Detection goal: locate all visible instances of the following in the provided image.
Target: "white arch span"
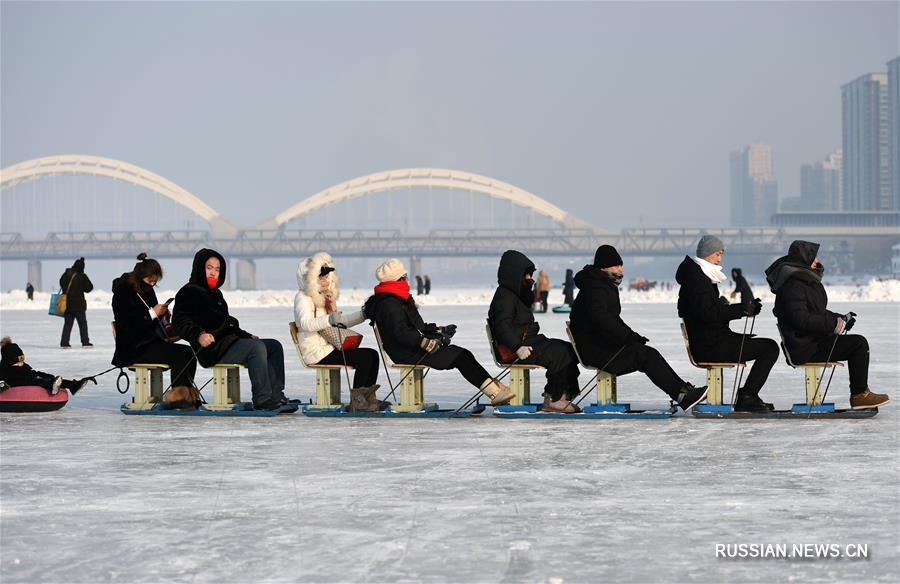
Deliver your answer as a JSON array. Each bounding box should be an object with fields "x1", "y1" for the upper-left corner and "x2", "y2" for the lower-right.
[
  {"x1": 260, "y1": 168, "x2": 595, "y2": 230},
  {"x1": 0, "y1": 155, "x2": 236, "y2": 234}
]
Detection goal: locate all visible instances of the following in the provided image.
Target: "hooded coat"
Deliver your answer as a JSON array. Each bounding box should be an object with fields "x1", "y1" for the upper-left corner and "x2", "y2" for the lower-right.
[
  {"x1": 111, "y1": 273, "x2": 163, "y2": 367},
  {"x1": 488, "y1": 250, "x2": 539, "y2": 352},
  {"x1": 570, "y1": 265, "x2": 642, "y2": 360},
  {"x1": 172, "y1": 249, "x2": 250, "y2": 367},
  {"x1": 59, "y1": 258, "x2": 93, "y2": 314},
  {"x1": 675, "y1": 255, "x2": 745, "y2": 353},
  {"x1": 293, "y1": 253, "x2": 365, "y2": 364},
  {"x1": 765, "y1": 241, "x2": 840, "y2": 363}
]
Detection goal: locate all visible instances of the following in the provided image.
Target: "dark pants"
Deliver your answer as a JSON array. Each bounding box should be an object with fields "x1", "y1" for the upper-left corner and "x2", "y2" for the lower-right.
[
  {"x1": 518, "y1": 336, "x2": 580, "y2": 401},
  {"x1": 539, "y1": 291, "x2": 549, "y2": 312},
  {"x1": 317, "y1": 348, "x2": 379, "y2": 388},
  {"x1": 61, "y1": 311, "x2": 89, "y2": 345},
  {"x1": 421, "y1": 345, "x2": 491, "y2": 389},
  {"x1": 695, "y1": 336, "x2": 779, "y2": 395},
  {"x1": 220, "y1": 338, "x2": 285, "y2": 406},
  {"x1": 590, "y1": 343, "x2": 686, "y2": 400},
  {"x1": 805, "y1": 333, "x2": 869, "y2": 394},
  {"x1": 131, "y1": 340, "x2": 197, "y2": 388}
]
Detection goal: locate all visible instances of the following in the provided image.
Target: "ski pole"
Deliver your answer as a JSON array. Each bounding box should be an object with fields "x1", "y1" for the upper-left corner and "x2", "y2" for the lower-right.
[
  {"x1": 807, "y1": 326, "x2": 847, "y2": 418},
  {"x1": 334, "y1": 323, "x2": 354, "y2": 393},
  {"x1": 452, "y1": 358, "x2": 521, "y2": 415},
  {"x1": 729, "y1": 314, "x2": 751, "y2": 406},
  {"x1": 732, "y1": 314, "x2": 756, "y2": 402},
  {"x1": 574, "y1": 344, "x2": 626, "y2": 407}
]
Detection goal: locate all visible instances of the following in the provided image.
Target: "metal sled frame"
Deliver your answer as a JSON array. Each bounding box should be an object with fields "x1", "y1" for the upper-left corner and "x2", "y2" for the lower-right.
[
  {"x1": 484, "y1": 320, "x2": 543, "y2": 407},
  {"x1": 289, "y1": 321, "x2": 350, "y2": 408},
  {"x1": 680, "y1": 321, "x2": 745, "y2": 408}
]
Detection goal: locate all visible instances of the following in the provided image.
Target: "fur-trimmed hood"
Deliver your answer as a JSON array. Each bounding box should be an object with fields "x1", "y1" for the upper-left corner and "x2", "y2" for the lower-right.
[{"x1": 297, "y1": 252, "x2": 339, "y2": 309}]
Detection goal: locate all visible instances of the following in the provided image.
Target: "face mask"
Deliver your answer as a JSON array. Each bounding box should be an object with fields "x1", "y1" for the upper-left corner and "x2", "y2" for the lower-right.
[
  {"x1": 608, "y1": 273, "x2": 624, "y2": 287},
  {"x1": 207, "y1": 276, "x2": 219, "y2": 289},
  {"x1": 519, "y1": 279, "x2": 535, "y2": 303}
]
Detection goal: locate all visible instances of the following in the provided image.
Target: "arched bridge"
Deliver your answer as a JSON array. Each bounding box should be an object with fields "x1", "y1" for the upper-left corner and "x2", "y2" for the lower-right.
[{"x1": 2, "y1": 157, "x2": 896, "y2": 287}]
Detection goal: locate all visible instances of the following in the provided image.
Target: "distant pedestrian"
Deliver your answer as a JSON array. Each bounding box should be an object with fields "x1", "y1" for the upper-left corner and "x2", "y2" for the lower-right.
[
  {"x1": 730, "y1": 268, "x2": 753, "y2": 305},
  {"x1": 25, "y1": 282, "x2": 34, "y2": 302},
  {"x1": 536, "y1": 270, "x2": 551, "y2": 312},
  {"x1": 424, "y1": 275, "x2": 431, "y2": 295},
  {"x1": 562, "y1": 269, "x2": 575, "y2": 305},
  {"x1": 59, "y1": 257, "x2": 93, "y2": 348},
  {"x1": 415, "y1": 275, "x2": 424, "y2": 296}
]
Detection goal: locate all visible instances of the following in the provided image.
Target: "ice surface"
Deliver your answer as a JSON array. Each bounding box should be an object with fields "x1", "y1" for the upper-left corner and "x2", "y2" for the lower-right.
[{"x1": 1, "y1": 301, "x2": 898, "y2": 583}]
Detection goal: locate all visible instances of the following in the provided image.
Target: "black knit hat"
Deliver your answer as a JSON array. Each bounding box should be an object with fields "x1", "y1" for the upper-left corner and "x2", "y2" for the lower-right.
[
  {"x1": 593, "y1": 245, "x2": 623, "y2": 269},
  {"x1": 0, "y1": 337, "x2": 24, "y2": 367}
]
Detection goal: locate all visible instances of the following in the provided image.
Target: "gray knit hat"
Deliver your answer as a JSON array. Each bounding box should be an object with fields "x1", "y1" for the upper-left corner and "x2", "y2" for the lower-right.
[{"x1": 696, "y1": 235, "x2": 725, "y2": 258}]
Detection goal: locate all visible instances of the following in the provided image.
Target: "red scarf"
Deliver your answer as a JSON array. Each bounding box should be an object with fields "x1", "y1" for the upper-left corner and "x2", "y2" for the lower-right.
[{"x1": 374, "y1": 280, "x2": 410, "y2": 299}]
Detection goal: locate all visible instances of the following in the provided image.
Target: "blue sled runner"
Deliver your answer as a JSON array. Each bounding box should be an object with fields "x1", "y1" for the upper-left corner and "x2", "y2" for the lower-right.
[
  {"x1": 302, "y1": 403, "x2": 486, "y2": 418},
  {"x1": 493, "y1": 402, "x2": 677, "y2": 419},
  {"x1": 121, "y1": 402, "x2": 300, "y2": 416},
  {"x1": 692, "y1": 403, "x2": 878, "y2": 419}
]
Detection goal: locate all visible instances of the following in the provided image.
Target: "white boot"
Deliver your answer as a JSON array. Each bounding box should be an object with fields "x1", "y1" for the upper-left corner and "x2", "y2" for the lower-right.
[{"x1": 480, "y1": 379, "x2": 516, "y2": 406}]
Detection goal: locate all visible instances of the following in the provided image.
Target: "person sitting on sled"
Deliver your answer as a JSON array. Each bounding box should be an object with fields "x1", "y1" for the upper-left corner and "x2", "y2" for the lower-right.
[
  {"x1": 173, "y1": 249, "x2": 291, "y2": 411},
  {"x1": 294, "y1": 252, "x2": 384, "y2": 413},
  {"x1": 363, "y1": 259, "x2": 515, "y2": 406},
  {"x1": 766, "y1": 240, "x2": 889, "y2": 410},
  {"x1": 570, "y1": 245, "x2": 708, "y2": 411},
  {"x1": 675, "y1": 235, "x2": 778, "y2": 413},
  {"x1": 488, "y1": 250, "x2": 581, "y2": 413},
  {"x1": 112, "y1": 253, "x2": 197, "y2": 390},
  {"x1": 0, "y1": 337, "x2": 95, "y2": 395}
]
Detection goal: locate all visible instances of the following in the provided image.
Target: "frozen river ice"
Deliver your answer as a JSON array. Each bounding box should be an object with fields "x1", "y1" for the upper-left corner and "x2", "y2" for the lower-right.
[{"x1": 1, "y1": 302, "x2": 898, "y2": 583}]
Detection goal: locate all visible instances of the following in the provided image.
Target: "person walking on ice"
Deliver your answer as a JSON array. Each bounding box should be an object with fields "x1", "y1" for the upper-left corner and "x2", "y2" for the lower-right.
[{"x1": 59, "y1": 257, "x2": 93, "y2": 348}]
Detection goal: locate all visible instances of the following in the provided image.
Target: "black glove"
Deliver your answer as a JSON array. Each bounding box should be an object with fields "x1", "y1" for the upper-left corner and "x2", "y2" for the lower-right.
[
  {"x1": 743, "y1": 298, "x2": 762, "y2": 316},
  {"x1": 441, "y1": 324, "x2": 457, "y2": 338},
  {"x1": 629, "y1": 333, "x2": 649, "y2": 345},
  {"x1": 423, "y1": 323, "x2": 439, "y2": 334},
  {"x1": 844, "y1": 312, "x2": 857, "y2": 331}
]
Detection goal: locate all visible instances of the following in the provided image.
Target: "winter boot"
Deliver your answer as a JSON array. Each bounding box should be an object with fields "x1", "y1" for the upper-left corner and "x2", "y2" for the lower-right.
[
  {"x1": 67, "y1": 376, "x2": 97, "y2": 395},
  {"x1": 0, "y1": 380, "x2": 9, "y2": 393},
  {"x1": 50, "y1": 376, "x2": 63, "y2": 395},
  {"x1": 361, "y1": 385, "x2": 389, "y2": 410},
  {"x1": 540, "y1": 393, "x2": 581, "y2": 414},
  {"x1": 480, "y1": 379, "x2": 516, "y2": 406},
  {"x1": 349, "y1": 388, "x2": 380, "y2": 412},
  {"x1": 849, "y1": 390, "x2": 890, "y2": 410},
  {"x1": 676, "y1": 384, "x2": 708, "y2": 411},
  {"x1": 734, "y1": 390, "x2": 770, "y2": 413}
]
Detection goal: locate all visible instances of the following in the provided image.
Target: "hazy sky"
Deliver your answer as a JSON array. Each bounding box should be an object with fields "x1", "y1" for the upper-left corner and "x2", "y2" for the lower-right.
[{"x1": 2, "y1": 1, "x2": 898, "y2": 230}]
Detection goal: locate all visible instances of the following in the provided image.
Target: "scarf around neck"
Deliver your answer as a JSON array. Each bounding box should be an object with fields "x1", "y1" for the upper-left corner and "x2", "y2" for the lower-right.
[
  {"x1": 374, "y1": 280, "x2": 411, "y2": 300},
  {"x1": 691, "y1": 256, "x2": 727, "y2": 284}
]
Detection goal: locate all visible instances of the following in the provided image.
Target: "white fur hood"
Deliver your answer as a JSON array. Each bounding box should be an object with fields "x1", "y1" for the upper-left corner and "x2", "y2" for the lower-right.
[{"x1": 297, "y1": 252, "x2": 339, "y2": 308}]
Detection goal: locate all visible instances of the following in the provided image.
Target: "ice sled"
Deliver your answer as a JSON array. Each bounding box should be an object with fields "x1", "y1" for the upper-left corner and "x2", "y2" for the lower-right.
[
  {"x1": 301, "y1": 402, "x2": 486, "y2": 418},
  {"x1": 0, "y1": 385, "x2": 69, "y2": 413},
  {"x1": 120, "y1": 402, "x2": 299, "y2": 416},
  {"x1": 690, "y1": 324, "x2": 878, "y2": 419},
  {"x1": 551, "y1": 305, "x2": 572, "y2": 314}
]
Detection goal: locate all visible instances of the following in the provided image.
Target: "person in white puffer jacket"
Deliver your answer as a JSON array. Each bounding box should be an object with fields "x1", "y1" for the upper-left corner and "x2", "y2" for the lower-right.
[{"x1": 293, "y1": 252, "x2": 383, "y2": 412}]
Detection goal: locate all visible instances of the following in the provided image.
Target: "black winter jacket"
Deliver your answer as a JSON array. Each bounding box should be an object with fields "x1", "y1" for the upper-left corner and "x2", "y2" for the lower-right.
[
  {"x1": 731, "y1": 269, "x2": 753, "y2": 306},
  {"x1": 0, "y1": 363, "x2": 54, "y2": 387},
  {"x1": 765, "y1": 241, "x2": 840, "y2": 364},
  {"x1": 111, "y1": 274, "x2": 163, "y2": 367},
  {"x1": 675, "y1": 256, "x2": 745, "y2": 353},
  {"x1": 172, "y1": 249, "x2": 251, "y2": 367},
  {"x1": 59, "y1": 268, "x2": 93, "y2": 314},
  {"x1": 488, "y1": 250, "x2": 539, "y2": 353},
  {"x1": 570, "y1": 266, "x2": 642, "y2": 359},
  {"x1": 363, "y1": 293, "x2": 433, "y2": 365}
]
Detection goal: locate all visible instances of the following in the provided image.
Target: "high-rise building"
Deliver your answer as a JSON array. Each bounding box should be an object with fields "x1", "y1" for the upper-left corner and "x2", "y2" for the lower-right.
[
  {"x1": 730, "y1": 143, "x2": 778, "y2": 225},
  {"x1": 842, "y1": 72, "x2": 890, "y2": 210},
  {"x1": 888, "y1": 57, "x2": 900, "y2": 211},
  {"x1": 800, "y1": 150, "x2": 842, "y2": 210}
]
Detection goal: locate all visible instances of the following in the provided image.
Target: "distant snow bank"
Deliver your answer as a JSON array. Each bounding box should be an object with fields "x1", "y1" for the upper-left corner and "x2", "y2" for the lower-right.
[{"x1": 2, "y1": 279, "x2": 898, "y2": 311}]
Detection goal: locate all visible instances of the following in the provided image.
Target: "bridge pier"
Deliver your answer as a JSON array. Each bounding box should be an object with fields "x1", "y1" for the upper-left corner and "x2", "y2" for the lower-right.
[
  {"x1": 235, "y1": 259, "x2": 257, "y2": 290},
  {"x1": 27, "y1": 260, "x2": 42, "y2": 292}
]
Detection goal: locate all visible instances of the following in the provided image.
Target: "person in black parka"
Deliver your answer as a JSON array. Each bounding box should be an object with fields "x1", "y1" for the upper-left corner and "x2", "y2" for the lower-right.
[
  {"x1": 570, "y1": 245, "x2": 708, "y2": 411},
  {"x1": 562, "y1": 269, "x2": 575, "y2": 306},
  {"x1": 1, "y1": 337, "x2": 94, "y2": 395},
  {"x1": 676, "y1": 235, "x2": 778, "y2": 412},
  {"x1": 730, "y1": 268, "x2": 753, "y2": 306},
  {"x1": 766, "y1": 240, "x2": 889, "y2": 410},
  {"x1": 112, "y1": 253, "x2": 196, "y2": 389},
  {"x1": 173, "y1": 249, "x2": 288, "y2": 410},
  {"x1": 488, "y1": 250, "x2": 581, "y2": 413},
  {"x1": 59, "y1": 257, "x2": 93, "y2": 348},
  {"x1": 363, "y1": 259, "x2": 514, "y2": 405}
]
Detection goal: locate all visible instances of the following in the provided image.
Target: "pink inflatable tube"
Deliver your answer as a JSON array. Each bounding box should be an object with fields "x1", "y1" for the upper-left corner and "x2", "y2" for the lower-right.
[{"x1": 0, "y1": 385, "x2": 69, "y2": 412}]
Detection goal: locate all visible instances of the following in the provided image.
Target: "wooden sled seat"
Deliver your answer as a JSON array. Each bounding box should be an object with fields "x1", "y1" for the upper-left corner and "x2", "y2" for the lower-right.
[
  {"x1": 564, "y1": 323, "x2": 617, "y2": 406},
  {"x1": 288, "y1": 321, "x2": 353, "y2": 407},
  {"x1": 679, "y1": 321, "x2": 745, "y2": 406},
  {"x1": 777, "y1": 324, "x2": 844, "y2": 406},
  {"x1": 373, "y1": 323, "x2": 431, "y2": 412},
  {"x1": 484, "y1": 320, "x2": 544, "y2": 406}
]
